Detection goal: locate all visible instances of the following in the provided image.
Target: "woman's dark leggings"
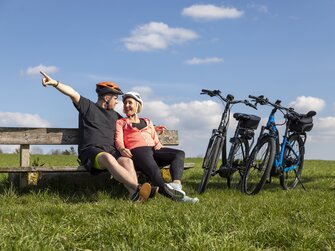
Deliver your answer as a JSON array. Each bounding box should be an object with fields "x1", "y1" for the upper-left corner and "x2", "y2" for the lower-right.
[{"x1": 131, "y1": 146, "x2": 185, "y2": 196}]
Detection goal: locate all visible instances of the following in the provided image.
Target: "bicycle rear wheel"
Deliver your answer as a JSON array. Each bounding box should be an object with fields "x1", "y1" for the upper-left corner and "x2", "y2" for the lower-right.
[
  {"x1": 242, "y1": 136, "x2": 275, "y2": 195},
  {"x1": 227, "y1": 138, "x2": 249, "y2": 189},
  {"x1": 280, "y1": 133, "x2": 304, "y2": 190},
  {"x1": 198, "y1": 135, "x2": 223, "y2": 194}
]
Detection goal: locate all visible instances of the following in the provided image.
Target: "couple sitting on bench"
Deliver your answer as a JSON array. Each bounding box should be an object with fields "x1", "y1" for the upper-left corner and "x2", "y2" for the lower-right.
[{"x1": 40, "y1": 71, "x2": 199, "y2": 204}]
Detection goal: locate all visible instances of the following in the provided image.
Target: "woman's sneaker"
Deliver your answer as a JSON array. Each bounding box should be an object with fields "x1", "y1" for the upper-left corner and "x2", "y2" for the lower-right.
[
  {"x1": 177, "y1": 195, "x2": 199, "y2": 204},
  {"x1": 167, "y1": 182, "x2": 183, "y2": 191},
  {"x1": 164, "y1": 183, "x2": 185, "y2": 199}
]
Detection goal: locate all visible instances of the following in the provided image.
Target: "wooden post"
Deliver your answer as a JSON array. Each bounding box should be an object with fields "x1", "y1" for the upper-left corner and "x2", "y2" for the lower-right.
[
  {"x1": 20, "y1": 144, "x2": 30, "y2": 167},
  {"x1": 19, "y1": 144, "x2": 30, "y2": 189}
]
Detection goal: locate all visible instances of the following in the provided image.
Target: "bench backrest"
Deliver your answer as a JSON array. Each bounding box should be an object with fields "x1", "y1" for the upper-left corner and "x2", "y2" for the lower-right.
[
  {"x1": 0, "y1": 127, "x2": 179, "y2": 145},
  {"x1": 0, "y1": 127, "x2": 179, "y2": 167}
]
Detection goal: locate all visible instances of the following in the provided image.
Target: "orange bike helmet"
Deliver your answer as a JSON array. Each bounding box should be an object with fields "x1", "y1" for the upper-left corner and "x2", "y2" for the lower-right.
[{"x1": 96, "y1": 81, "x2": 123, "y2": 96}]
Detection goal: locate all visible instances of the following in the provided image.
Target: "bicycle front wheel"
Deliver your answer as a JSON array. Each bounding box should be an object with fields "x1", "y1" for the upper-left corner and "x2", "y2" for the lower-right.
[
  {"x1": 242, "y1": 136, "x2": 275, "y2": 195},
  {"x1": 198, "y1": 135, "x2": 223, "y2": 194},
  {"x1": 227, "y1": 137, "x2": 249, "y2": 189},
  {"x1": 280, "y1": 133, "x2": 305, "y2": 190}
]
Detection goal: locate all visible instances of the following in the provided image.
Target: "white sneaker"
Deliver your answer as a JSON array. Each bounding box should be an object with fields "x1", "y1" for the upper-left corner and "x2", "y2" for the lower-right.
[
  {"x1": 167, "y1": 182, "x2": 183, "y2": 191},
  {"x1": 177, "y1": 195, "x2": 199, "y2": 204},
  {"x1": 164, "y1": 183, "x2": 185, "y2": 199}
]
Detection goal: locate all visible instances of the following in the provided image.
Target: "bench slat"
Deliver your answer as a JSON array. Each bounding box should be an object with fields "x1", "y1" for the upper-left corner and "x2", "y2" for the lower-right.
[
  {"x1": 0, "y1": 163, "x2": 194, "y2": 173},
  {"x1": 0, "y1": 166, "x2": 88, "y2": 173},
  {"x1": 0, "y1": 164, "x2": 195, "y2": 174},
  {"x1": 0, "y1": 127, "x2": 178, "y2": 145}
]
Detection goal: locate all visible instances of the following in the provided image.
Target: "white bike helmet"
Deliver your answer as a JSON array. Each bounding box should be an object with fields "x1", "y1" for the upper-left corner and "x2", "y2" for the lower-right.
[{"x1": 122, "y1": 91, "x2": 143, "y2": 113}]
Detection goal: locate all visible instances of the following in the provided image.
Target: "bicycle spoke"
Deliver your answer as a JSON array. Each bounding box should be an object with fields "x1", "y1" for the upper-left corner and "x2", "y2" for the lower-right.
[{"x1": 227, "y1": 138, "x2": 248, "y2": 189}]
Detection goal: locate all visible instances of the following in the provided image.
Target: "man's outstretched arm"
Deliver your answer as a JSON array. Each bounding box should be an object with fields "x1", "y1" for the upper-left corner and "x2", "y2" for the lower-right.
[{"x1": 40, "y1": 71, "x2": 81, "y2": 106}]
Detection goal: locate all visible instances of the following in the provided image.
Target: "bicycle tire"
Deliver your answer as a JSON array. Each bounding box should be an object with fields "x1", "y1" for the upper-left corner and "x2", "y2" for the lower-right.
[
  {"x1": 198, "y1": 135, "x2": 223, "y2": 194},
  {"x1": 280, "y1": 133, "x2": 305, "y2": 190},
  {"x1": 242, "y1": 135, "x2": 275, "y2": 195},
  {"x1": 227, "y1": 137, "x2": 249, "y2": 189}
]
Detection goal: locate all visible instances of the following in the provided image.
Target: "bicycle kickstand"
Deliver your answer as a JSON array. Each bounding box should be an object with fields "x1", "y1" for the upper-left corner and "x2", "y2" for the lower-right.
[{"x1": 294, "y1": 169, "x2": 306, "y2": 191}]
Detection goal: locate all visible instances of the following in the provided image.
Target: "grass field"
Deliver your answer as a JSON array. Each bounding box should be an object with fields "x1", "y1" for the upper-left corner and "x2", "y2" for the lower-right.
[{"x1": 0, "y1": 154, "x2": 334, "y2": 250}]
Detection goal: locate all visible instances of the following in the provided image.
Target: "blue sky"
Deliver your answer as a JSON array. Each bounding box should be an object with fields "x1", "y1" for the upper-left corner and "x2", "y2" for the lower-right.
[{"x1": 0, "y1": 0, "x2": 334, "y2": 159}]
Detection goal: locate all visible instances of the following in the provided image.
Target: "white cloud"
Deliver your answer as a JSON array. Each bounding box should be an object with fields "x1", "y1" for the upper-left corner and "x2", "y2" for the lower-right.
[
  {"x1": 185, "y1": 57, "x2": 223, "y2": 65},
  {"x1": 314, "y1": 117, "x2": 335, "y2": 136},
  {"x1": 0, "y1": 112, "x2": 51, "y2": 153},
  {"x1": 248, "y1": 4, "x2": 269, "y2": 14},
  {"x1": 123, "y1": 22, "x2": 198, "y2": 51},
  {"x1": 22, "y1": 64, "x2": 59, "y2": 76},
  {"x1": 257, "y1": 5, "x2": 269, "y2": 14},
  {"x1": 0, "y1": 112, "x2": 50, "y2": 127},
  {"x1": 129, "y1": 86, "x2": 153, "y2": 100},
  {"x1": 309, "y1": 116, "x2": 335, "y2": 144},
  {"x1": 140, "y1": 99, "x2": 221, "y2": 141},
  {"x1": 182, "y1": 4, "x2": 244, "y2": 20},
  {"x1": 289, "y1": 96, "x2": 325, "y2": 113}
]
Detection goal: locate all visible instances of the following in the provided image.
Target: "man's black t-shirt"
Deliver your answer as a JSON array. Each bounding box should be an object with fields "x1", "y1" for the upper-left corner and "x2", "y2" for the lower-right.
[{"x1": 74, "y1": 96, "x2": 122, "y2": 158}]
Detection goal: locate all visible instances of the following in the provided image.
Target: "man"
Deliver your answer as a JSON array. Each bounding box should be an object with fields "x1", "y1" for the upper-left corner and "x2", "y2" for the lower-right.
[{"x1": 40, "y1": 71, "x2": 151, "y2": 202}]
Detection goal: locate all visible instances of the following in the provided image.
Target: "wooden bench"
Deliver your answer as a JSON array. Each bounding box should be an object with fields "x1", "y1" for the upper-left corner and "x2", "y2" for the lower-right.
[{"x1": 0, "y1": 127, "x2": 194, "y2": 188}]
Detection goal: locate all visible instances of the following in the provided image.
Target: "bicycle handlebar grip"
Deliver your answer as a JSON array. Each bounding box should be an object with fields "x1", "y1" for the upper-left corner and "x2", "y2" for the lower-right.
[
  {"x1": 307, "y1": 111, "x2": 317, "y2": 117},
  {"x1": 249, "y1": 95, "x2": 258, "y2": 99},
  {"x1": 201, "y1": 89, "x2": 211, "y2": 95}
]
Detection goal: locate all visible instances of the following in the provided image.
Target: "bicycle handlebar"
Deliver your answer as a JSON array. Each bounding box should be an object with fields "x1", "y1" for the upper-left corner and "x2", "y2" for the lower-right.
[
  {"x1": 201, "y1": 89, "x2": 257, "y2": 110},
  {"x1": 201, "y1": 89, "x2": 221, "y2": 97},
  {"x1": 249, "y1": 94, "x2": 317, "y2": 119}
]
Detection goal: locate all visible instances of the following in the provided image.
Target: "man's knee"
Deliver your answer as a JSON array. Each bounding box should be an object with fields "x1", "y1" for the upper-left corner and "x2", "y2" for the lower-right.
[
  {"x1": 118, "y1": 156, "x2": 133, "y2": 167},
  {"x1": 96, "y1": 152, "x2": 117, "y2": 169}
]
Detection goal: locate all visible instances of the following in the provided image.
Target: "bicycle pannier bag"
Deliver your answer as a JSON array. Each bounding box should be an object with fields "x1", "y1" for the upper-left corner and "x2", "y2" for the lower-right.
[
  {"x1": 289, "y1": 116, "x2": 313, "y2": 133},
  {"x1": 240, "y1": 115, "x2": 261, "y2": 130}
]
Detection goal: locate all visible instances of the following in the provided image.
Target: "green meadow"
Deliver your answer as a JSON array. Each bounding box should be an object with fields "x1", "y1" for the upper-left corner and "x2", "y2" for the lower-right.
[{"x1": 0, "y1": 154, "x2": 334, "y2": 250}]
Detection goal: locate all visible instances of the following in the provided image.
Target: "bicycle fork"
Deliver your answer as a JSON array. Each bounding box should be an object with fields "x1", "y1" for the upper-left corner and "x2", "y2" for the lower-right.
[{"x1": 278, "y1": 135, "x2": 306, "y2": 191}]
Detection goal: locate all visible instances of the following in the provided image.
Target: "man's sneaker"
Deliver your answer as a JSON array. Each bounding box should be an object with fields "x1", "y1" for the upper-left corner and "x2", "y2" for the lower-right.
[
  {"x1": 131, "y1": 183, "x2": 151, "y2": 203},
  {"x1": 164, "y1": 183, "x2": 185, "y2": 199},
  {"x1": 177, "y1": 195, "x2": 199, "y2": 204},
  {"x1": 149, "y1": 186, "x2": 159, "y2": 198}
]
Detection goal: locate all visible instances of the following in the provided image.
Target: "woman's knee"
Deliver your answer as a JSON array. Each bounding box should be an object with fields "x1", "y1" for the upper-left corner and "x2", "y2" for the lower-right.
[{"x1": 175, "y1": 149, "x2": 185, "y2": 160}]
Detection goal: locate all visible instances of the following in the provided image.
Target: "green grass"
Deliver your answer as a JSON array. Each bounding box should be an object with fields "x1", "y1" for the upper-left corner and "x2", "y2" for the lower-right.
[{"x1": 0, "y1": 154, "x2": 335, "y2": 250}]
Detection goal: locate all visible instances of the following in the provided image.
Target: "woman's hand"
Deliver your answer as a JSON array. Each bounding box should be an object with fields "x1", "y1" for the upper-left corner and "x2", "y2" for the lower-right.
[
  {"x1": 120, "y1": 148, "x2": 133, "y2": 158},
  {"x1": 154, "y1": 125, "x2": 166, "y2": 135},
  {"x1": 154, "y1": 142, "x2": 163, "y2": 151}
]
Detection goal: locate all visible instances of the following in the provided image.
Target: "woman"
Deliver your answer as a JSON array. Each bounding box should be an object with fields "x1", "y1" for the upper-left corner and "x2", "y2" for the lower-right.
[{"x1": 115, "y1": 91, "x2": 199, "y2": 203}]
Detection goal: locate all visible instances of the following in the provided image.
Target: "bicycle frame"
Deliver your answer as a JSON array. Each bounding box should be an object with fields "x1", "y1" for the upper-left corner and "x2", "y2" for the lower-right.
[
  {"x1": 276, "y1": 129, "x2": 302, "y2": 173},
  {"x1": 218, "y1": 98, "x2": 232, "y2": 167},
  {"x1": 261, "y1": 107, "x2": 298, "y2": 172},
  {"x1": 258, "y1": 103, "x2": 304, "y2": 181},
  {"x1": 198, "y1": 89, "x2": 258, "y2": 193},
  {"x1": 255, "y1": 99, "x2": 306, "y2": 188},
  {"x1": 244, "y1": 94, "x2": 316, "y2": 193}
]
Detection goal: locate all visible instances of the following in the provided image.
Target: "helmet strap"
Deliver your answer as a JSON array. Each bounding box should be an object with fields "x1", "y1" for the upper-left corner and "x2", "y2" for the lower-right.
[{"x1": 104, "y1": 97, "x2": 111, "y2": 110}]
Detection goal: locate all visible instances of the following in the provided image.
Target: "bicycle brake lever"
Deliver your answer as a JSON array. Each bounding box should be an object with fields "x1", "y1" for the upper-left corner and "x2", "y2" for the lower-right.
[
  {"x1": 245, "y1": 100, "x2": 257, "y2": 110},
  {"x1": 249, "y1": 103, "x2": 257, "y2": 110},
  {"x1": 275, "y1": 99, "x2": 282, "y2": 105}
]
